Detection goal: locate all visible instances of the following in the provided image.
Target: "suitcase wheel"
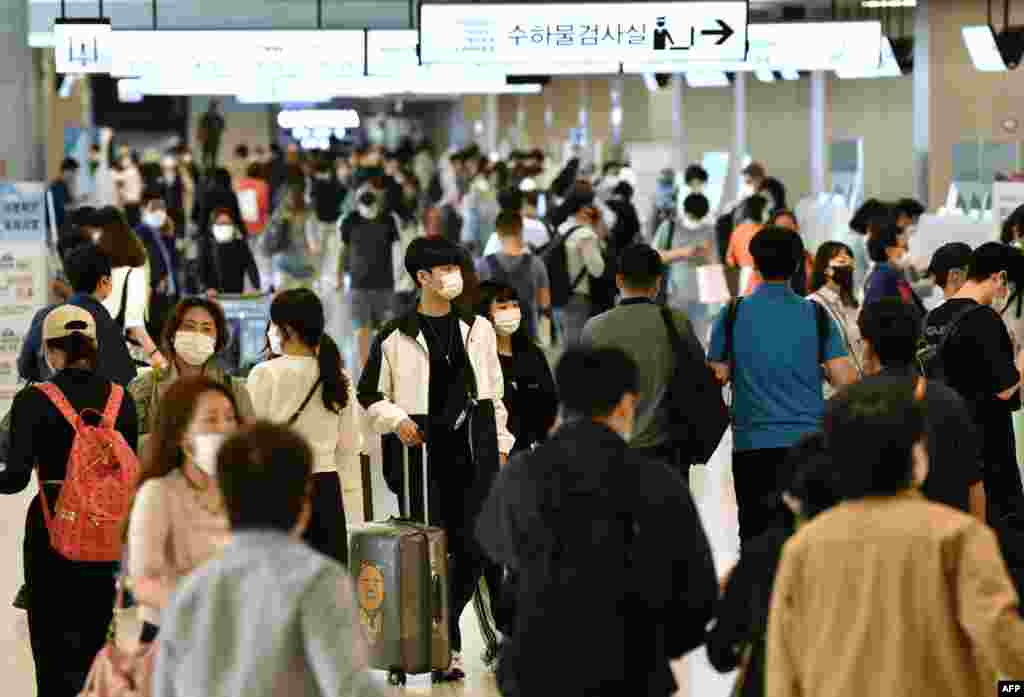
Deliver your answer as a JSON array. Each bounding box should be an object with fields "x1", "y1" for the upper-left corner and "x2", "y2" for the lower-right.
[{"x1": 388, "y1": 669, "x2": 407, "y2": 687}]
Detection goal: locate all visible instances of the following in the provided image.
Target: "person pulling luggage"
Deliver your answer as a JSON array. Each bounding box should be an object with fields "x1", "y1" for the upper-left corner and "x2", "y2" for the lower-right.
[{"x1": 358, "y1": 236, "x2": 514, "y2": 681}]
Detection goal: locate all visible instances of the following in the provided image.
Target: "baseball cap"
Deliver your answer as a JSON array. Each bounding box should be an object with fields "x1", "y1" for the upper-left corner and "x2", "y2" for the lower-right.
[
  {"x1": 43, "y1": 305, "x2": 96, "y2": 343},
  {"x1": 927, "y1": 242, "x2": 973, "y2": 278}
]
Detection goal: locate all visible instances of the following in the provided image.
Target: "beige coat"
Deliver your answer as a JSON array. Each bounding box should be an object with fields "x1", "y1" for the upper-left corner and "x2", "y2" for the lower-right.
[{"x1": 767, "y1": 491, "x2": 1024, "y2": 697}]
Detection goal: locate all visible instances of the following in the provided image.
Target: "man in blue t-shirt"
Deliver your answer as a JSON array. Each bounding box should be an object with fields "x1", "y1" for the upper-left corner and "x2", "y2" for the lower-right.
[{"x1": 708, "y1": 226, "x2": 857, "y2": 544}]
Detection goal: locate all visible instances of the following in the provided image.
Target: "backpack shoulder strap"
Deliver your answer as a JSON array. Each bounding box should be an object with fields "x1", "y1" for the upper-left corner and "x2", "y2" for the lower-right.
[
  {"x1": 101, "y1": 384, "x2": 125, "y2": 428},
  {"x1": 813, "y1": 299, "x2": 831, "y2": 365},
  {"x1": 34, "y1": 383, "x2": 79, "y2": 430},
  {"x1": 938, "y1": 303, "x2": 988, "y2": 353},
  {"x1": 724, "y1": 297, "x2": 743, "y2": 366}
]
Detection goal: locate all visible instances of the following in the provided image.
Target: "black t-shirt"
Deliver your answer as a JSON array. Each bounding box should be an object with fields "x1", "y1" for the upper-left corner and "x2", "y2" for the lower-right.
[
  {"x1": 417, "y1": 313, "x2": 469, "y2": 458},
  {"x1": 925, "y1": 299, "x2": 1020, "y2": 470},
  {"x1": 340, "y1": 212, "x2": 399, "y2": 290},
  {"x1": 877, "y1": 366, "x2": 982, "y2": 513}
]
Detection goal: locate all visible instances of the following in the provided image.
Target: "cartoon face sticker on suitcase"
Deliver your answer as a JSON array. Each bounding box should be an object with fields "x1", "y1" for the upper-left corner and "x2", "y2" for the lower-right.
[{"x1": 357, "y1": 561, "x2": 386, "y2": 643}]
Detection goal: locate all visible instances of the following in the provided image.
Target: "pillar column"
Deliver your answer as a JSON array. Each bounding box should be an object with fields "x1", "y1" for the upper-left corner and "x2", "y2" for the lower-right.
[
  {"x1": 671, "y1": 74, "x2": 686, "y2": 170},
  {"x1": 484, "y1": 93, "x2": 499, "y2": 156},
  {"x1": 912, "y1": 0, "x2": 930, "y2": 205},
  {"x1": 610, "y1": 75, "x2": 624, "y2": 147},
  {"x1": 0, "y1": 0, "x2": 42, "y2": 180},
  {"x1": 730, "y1": 71, "x2": 748, "y2": 200},
  {"x1": 809, "y1": 70, "x2": 827, "y2": 196},
  {"x1": 577, "y1": 77, "x2": 590, "y2": 160}
]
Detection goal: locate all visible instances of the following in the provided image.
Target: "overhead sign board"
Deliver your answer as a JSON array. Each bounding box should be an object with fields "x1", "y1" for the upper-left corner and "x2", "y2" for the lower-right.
[
  {"x1": 419, "y1": 1, "x2": 749, "y2": 65},
  {"x1": 54, "y1": 19, "x2": 112, "y2": 74},
  {"x1": 622, "y1": 20, "x2": 881, "y2": 73},
  {"x1": 110, "y1": 30, "x2": 364, "y2": 82}
]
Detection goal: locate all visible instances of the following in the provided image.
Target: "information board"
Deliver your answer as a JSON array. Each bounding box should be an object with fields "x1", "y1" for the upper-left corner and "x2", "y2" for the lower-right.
[
  {"x1": 420, "y1": 1, "x2": 749, "y2": 65},
  {"x1": 0, "y1": 182, "x2": 50, "y2": 419}
]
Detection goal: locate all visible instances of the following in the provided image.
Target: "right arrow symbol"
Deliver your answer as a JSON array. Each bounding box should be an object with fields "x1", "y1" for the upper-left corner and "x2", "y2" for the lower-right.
[{"x1": 701, "y1": 19, "x2": 734, "y2": 45}]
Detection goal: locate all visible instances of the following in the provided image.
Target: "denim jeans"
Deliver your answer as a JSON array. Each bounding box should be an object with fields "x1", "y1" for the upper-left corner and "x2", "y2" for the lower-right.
[{"x1": 554, "y1": 294, "x2": 592, "y2": 348}]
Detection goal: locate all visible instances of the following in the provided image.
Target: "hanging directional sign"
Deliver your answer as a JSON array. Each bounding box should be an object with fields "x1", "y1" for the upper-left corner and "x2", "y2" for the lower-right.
[
  {"x1": 54, "y1": 18, "x2": 112, "y2": 74},
  {"x1": 419, "y1": 0, "x2": 749, "y2": 65}
]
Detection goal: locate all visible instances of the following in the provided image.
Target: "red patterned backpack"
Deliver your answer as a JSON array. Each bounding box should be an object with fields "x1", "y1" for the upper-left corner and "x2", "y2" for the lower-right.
[{"x1": 34, "y1": 383, "x2": 139, "y2": 562}]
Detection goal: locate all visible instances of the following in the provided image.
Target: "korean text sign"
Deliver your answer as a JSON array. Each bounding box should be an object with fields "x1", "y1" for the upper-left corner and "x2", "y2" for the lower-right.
[{"x1": 419, "y1": 1, "x2": 749, "y2": 65}]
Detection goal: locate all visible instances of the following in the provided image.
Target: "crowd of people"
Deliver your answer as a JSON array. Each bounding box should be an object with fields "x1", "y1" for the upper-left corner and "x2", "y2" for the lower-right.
[{"x1": 10, "y1": 124, "x2": 1024, "y2": 697}]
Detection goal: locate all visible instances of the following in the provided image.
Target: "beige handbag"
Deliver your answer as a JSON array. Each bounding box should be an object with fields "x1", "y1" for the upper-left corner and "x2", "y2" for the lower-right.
[{"x1": 79, "y1": 578, "x2": 155, "y2": 697}]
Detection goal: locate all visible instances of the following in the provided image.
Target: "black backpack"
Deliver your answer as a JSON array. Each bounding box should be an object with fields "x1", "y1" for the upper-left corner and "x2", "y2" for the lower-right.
[
  {"x1": 917, "y1": 304, "x2": 987, "y2": 382},
  {"x1": 539, "y1": 225, "x2": 585, "y2": 309},
  {"x1": 723, "y1": 297, "x2": 832, "y2": 386}
]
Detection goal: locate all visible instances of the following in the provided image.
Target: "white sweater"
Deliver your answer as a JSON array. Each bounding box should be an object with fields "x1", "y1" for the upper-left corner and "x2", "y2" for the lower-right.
[{"x1": 246, "y1": 356, "x2": 364, "y2": 474}]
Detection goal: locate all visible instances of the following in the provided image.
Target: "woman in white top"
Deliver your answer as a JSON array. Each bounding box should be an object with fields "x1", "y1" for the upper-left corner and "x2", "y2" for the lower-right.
[
  {"x1": 92, "y1": 206, "x2": 168, "y2": 370},
  {"x1": 808, "y1": 241, "x2": 864, "y2": 396},
  {"x1": 247, "y1": 288, "x2": 364, "y2": 564},
  {"x1": 128, "y1": 376, "x2": 239, "y2": 643}
]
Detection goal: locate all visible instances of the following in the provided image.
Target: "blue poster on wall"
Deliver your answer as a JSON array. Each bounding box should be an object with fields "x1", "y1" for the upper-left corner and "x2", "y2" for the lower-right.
[{"x1": 0, "y1": 182, "x2": 48, "y2": 243}]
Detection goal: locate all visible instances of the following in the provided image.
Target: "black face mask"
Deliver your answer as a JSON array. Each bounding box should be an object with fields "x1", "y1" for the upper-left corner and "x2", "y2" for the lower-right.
[{"x1": 830, "y1": 266, "x2": 854, "y2": 289}]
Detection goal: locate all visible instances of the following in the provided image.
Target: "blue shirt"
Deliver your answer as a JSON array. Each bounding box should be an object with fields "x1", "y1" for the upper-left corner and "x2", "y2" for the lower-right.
[
  {"x1": 708, "y1": 283, "x2": 847, "y2": 452},
  {"x1": 19, "y1": 293, "x2": 137, "y2": 387}
]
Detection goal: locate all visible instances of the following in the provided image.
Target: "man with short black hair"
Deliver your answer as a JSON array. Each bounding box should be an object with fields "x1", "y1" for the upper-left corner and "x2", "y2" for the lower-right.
[
  {"x1": 684, "y1": 163, "x2": 709, "y2": 195},
  {"x1": 923, "y1": 242, "x2": 1024, "y2": 520},
  {"x1": 476, "y1": 346, "x2": 717, "y2": 697},
  {"x1": 153, "y1": 423, "x2": 383, "y2": 697},
  {"x1": 359, "y1": 236, "x2": 512, "y2": 680},
  {"x1": 19, "y1": 243, "x2": 136, "y2": 386},
  {"x1": 926, "y1": 242, "x2": 972, "y2": 301},
  {"x1": 478, "y1": 210, "x2": 551, "y2": 342},
  {"x1": 709, "y1": 226, "x2": 856, "y2": 543},
  {"x1": 655, "y1": 193, "x2": 715, "y2": 336},
  {"x1": 859, "y1": 298, "x2": 985, "y2": 519},
  {"x1": 583, "y1": 244, "x2": 714, "y2": 468},
  {"x1": 48, "y1": 157, "x2": 80, "y2": 233}
]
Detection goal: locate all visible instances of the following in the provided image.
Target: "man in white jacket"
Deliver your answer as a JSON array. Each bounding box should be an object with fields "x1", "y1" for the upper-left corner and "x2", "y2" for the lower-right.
[{"x1": 357, "y1": 236, "x2": 513, "y2": 681}]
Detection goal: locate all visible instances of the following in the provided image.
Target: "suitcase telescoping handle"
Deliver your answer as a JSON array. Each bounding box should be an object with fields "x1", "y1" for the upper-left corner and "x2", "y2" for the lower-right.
[{"x1": 400, "y1": 415, "x2": 430, "y2": 526}]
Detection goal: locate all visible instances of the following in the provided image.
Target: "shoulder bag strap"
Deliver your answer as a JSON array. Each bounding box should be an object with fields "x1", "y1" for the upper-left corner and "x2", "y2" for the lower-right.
[
  {"x1": 115, "y1": 269, "x2": 133, "y2": 329},
  {"x1": 813, "y1": 300, "x2": 831, "y2": 366},
  {"x1": 289, "y1": 377, "x2": 323, "y2": 425},
  {"x1": 724, "y1": 297, "x2": 743, "y2": 373},
  {"x1": 101, "y1": 384, "x2": 125, "y2": 428},
  {"x1": 660, "y1": 306, "x2": 685, "y2": 362}
]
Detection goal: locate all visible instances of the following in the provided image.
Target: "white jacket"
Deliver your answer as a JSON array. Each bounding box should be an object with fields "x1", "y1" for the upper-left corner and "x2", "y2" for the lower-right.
[{"x1": 358, "y1": 310, "x2": 515, "y2": 455}]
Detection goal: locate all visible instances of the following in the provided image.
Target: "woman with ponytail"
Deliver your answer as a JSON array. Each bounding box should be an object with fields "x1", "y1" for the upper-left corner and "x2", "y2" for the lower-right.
[{"x1": 246, "y1": 289, "x2": 364, "y2": 564}]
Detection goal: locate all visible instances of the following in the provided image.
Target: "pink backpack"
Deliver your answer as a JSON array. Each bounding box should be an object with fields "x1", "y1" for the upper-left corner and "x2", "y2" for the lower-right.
[{"x1": 35, "y1": 383, "x2": 140, "y2": 562}]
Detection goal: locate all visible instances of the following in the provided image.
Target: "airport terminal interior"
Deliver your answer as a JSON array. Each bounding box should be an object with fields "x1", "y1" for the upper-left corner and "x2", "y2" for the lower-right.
[{"x1": 6, "y1": 0, "x2": 1024, "y2": 695}]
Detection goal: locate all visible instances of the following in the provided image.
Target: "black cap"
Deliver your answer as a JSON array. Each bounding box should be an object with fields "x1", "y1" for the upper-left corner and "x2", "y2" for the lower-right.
[
  {"x1": 405, "y1": 237, "x2": 463, "y2": 280},
  {"x1": 927, "y1": 242, "x2": 973, "y2": 278}
]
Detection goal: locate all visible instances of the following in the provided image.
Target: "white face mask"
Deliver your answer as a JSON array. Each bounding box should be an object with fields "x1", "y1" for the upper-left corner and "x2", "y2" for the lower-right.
[
  {"x1": 212, "y1": 224, "x2": 235, "y2": 243},
  {"x1": 174, "y1": 331, "x2": 216, "y2": 367},
  {"x1": 143, "y1": 211, "x2": 166, "y2": 229},
  {"x1": 358, "y1": 204, "x2": 380, "y2": 220},
  {"x1": 267, "y1": 325, "x2": 284, "y2": 355},
  {"x1": 493, "y1": 308, "x2": 522, "y2": 336},
  {"x1": 189, "y1": 432, "x2": 226, "y2": 477},
  {"x1": 742, "y1": 183, "x2": 756, "y2": 197},
  {"x1": 437, "y1": 270, "x2": 464, "y2": 300}
]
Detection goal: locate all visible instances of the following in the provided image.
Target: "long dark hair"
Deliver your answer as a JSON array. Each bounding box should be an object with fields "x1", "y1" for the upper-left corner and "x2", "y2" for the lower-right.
[
  {"x1": 476, "y1": 280, "x2": 531, "y2": 353},
  {"x1": 811, "y1": 241, "x2": 858, "y2": 308},
  {"x1": 269, "y1": 289, "x2": 350, "y2": 414},
  {"x1": 93, "y1": 206, "x2": 147, "y2": 268}
]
